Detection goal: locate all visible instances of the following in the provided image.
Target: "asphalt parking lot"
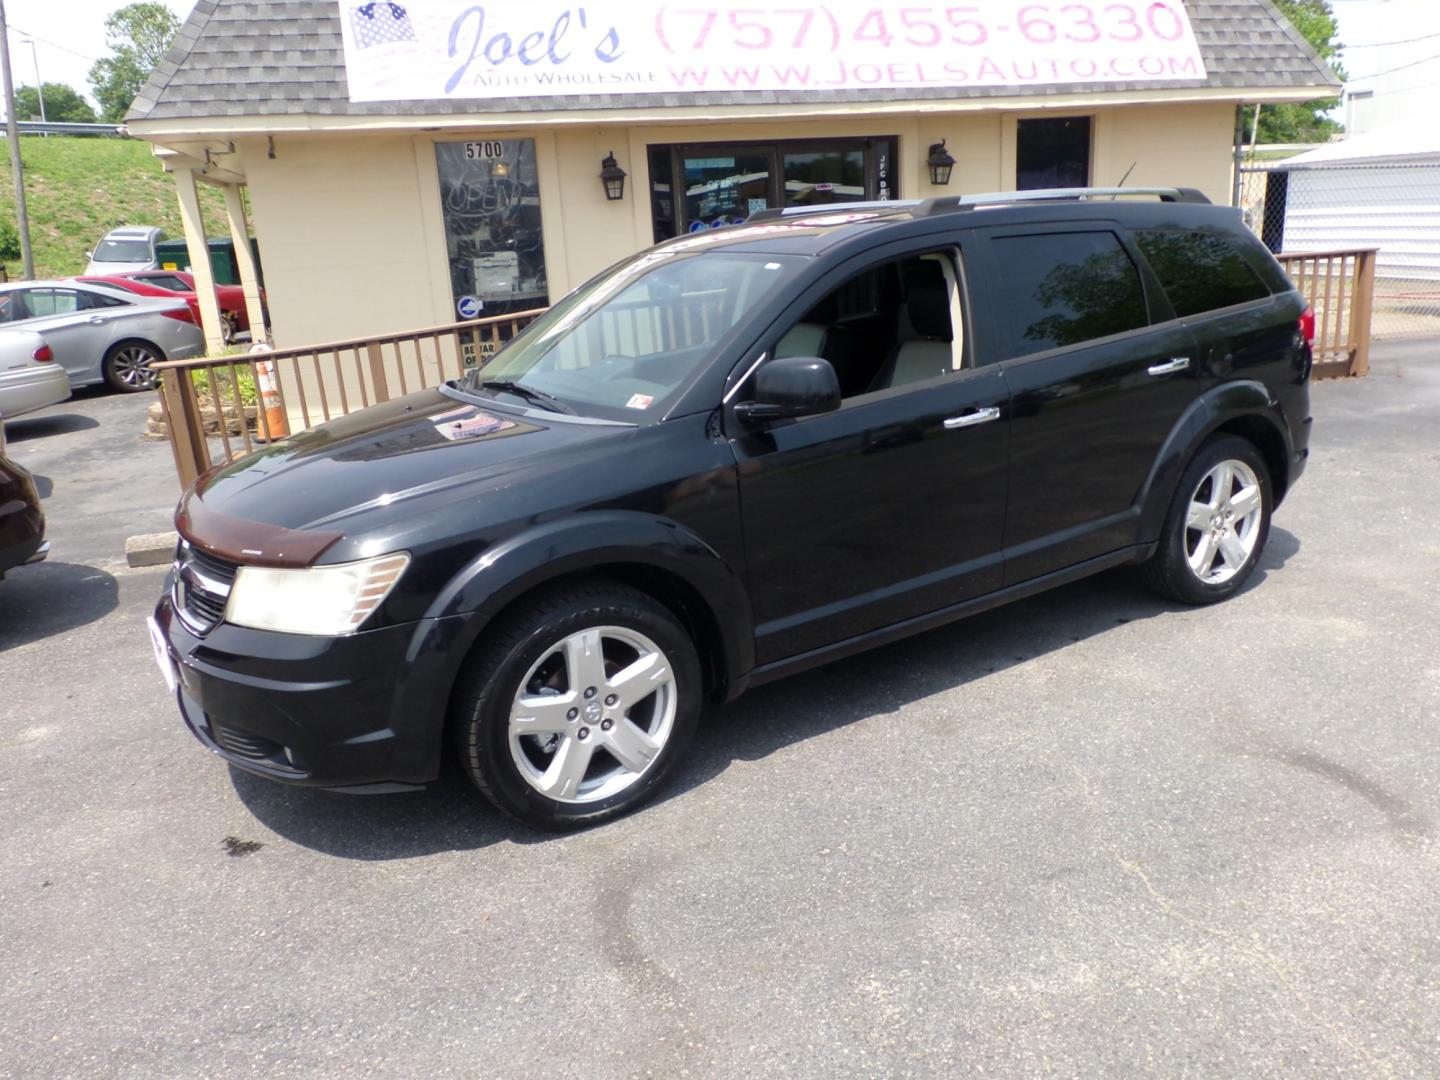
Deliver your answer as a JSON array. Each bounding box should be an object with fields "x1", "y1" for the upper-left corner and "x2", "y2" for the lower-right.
[{"x1": 2, "y1": 343, "x2": 1438, "y2": 1078}]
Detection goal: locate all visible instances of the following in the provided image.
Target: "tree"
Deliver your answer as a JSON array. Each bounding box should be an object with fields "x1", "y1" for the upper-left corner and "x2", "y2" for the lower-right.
[
  {"x1": 87, "y1": 2, "x2": 182, "y2": 123},
  {"x1": 1256, "y1": 0, "x2": 1348, "y2": 143},
  {"x1": 12, "y1": 83, "x2": 99, "y2": 124}
]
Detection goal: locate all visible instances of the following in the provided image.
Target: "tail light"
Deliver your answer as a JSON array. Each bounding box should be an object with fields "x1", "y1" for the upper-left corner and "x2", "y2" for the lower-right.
[
  {"x1": 162, "y1": 306, "x2": 196, "y2": 324},
  {"x1": 32, "y1": 343, "x2": 54, "y2": 362},
  {"x1": 1298, "y1": 304, "x2": 1315, "y2": 345}
]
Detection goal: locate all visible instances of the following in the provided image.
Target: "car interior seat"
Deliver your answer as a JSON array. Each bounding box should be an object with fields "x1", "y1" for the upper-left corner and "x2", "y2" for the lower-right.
[
  {"x1": 868, "y1": 260, "x2": 955, "y2": 392},
  {"x1": 774, "y1": 293, "x2": 865, "y2": 395}
]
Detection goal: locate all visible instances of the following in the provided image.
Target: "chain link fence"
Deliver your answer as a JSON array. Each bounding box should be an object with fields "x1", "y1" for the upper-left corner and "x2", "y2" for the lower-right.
[{"x1": 1238, "y1": 160, "x2": 1440, "y2": 340}]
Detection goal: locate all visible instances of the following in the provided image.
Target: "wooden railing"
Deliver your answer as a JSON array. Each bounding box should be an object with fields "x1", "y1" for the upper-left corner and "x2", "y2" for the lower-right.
[
  {"x1": 153, "y1": 247, "x2": 1381, "y2": 487},
  {"x1": 1276, "y1": 248, "x2": 1378, "y2": 379},
  {"x1": 153, "y1": 309, "x2": 546, "y2": 488}
]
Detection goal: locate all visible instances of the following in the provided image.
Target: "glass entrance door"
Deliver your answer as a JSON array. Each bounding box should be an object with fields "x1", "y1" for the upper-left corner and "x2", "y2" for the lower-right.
[
  {"x1": 649, "y1": 137, "x2": 898, "y2": 241},
  {"x1": 781, "y1": 148, "x2": 866, "y2": 208},
  {"x1": 680, "y1": 149, "x2": 774, "y2": 232}
]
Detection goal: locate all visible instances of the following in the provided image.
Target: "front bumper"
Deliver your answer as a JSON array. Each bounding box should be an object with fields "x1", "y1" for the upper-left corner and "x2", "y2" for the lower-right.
[{"x1": 153, "y1": 589, "x2": 478, "y2": 790}]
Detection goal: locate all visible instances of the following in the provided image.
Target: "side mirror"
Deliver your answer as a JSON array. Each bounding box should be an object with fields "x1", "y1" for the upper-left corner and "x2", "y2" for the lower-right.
[
  {"x1": 734, "y1": 356, "x2": 841, "y2": 424},
  {"x1": 84, "y1": 251, "x2": 93, "y2": 260}
]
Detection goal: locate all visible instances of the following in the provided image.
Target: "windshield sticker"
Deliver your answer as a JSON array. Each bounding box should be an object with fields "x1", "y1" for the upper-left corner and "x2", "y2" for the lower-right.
[
  {"x1": 432, "y1": 406, "x2": 518, "y2": 441},
  {"x1": 625, "y1": 394, "x2": 654, "y2": 410}
]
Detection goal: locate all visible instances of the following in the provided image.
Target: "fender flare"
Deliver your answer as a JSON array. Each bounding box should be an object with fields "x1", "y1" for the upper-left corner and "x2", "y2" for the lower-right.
[
  {"x1": 422, "y1": 509, "x2": 755, "y2": 694},
  {"x1": 1136, "y1": 380, "x2": 1294, "y2": 541}
]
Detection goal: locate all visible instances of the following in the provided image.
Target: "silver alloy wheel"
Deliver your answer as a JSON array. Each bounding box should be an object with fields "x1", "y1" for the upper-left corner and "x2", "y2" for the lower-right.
[
  {"x1": 508, "y1": 625, "x2": 678, "y2": 804},
  {"x1": 111, "y1": 345, "x2": 159, "y2": 390},
  {"x1": 1184, "y1": 458, "x2": 1263, "y2": 585}
]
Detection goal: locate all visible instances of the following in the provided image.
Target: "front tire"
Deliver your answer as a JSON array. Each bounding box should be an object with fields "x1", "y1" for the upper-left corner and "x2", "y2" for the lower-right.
[
  {"x1": 452, "y1": 581, "x2": 702, "y2": 830},
  {"x1": 1142, "y1": 434, "x2": 1272, "y2": 605},
  {"x1": 103, "y1": 340, "x2": 163, "y2": 393}
]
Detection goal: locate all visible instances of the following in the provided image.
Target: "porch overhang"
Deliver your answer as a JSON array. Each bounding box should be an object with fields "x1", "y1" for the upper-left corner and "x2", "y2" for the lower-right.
[{"x1": 126, "y1": 81, "x2": 1342, "y2": 142}]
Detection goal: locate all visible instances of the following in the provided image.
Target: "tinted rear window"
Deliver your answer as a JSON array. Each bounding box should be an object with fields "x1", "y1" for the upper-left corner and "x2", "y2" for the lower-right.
[
  {"x1": 992, "y1": 231, "x2": 1149, "y2": 356},
  {"x1": 1135, "y1": 229, "x2": 1270, "y2": 318}
]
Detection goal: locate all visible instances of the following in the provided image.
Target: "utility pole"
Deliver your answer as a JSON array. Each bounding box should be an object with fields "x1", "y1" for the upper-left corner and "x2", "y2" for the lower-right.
[
  {"x1": 20, "y1": 39, "x2": 43, "y2": 122},
  {"x1": 0, "y1": 0, "x2": 35, "y2": 279}
]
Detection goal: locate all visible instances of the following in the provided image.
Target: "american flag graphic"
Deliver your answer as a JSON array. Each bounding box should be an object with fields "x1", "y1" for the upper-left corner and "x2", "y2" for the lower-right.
[{"x1": 350, "y1": 3, "x2": 416, "y2": 49}]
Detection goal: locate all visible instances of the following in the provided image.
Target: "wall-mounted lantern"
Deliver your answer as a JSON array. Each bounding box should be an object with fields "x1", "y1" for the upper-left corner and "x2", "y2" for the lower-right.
[
  {"x1": 600, "y1": 152, "x2": 627, "y2": 201},
  {"x1": 926, "y1": 140, "x2": 956, "y2": 187}
]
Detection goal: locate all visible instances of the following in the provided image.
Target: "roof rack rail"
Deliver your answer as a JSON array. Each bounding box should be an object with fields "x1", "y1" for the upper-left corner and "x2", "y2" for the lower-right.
[
  {"x1": 917, "y1": 187, "x2": 1211, "y2": 215},
  {"x1": 745, "y1": 200, "x2": 919, "y2": 222},
  {"x1": 743, "y1": 187, "x2": 1210, "y2": 224}
]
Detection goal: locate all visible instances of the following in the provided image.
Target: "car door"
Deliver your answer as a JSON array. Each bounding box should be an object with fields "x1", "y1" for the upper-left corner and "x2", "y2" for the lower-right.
[
  {"x1": 969, "y1": 225, "x2": 1201, "y2": 585},
  {"x1": 730, "y1": 239, "x2": 1010, "y2": 666},
  {"x1": 8, "y1": 288, "x2": 117, "y2": 385}
]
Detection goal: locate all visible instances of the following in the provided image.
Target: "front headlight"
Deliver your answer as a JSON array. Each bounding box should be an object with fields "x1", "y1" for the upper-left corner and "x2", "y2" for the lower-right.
[{"x1": 225, "y1": 552, "x2": 410, "y2": 636}]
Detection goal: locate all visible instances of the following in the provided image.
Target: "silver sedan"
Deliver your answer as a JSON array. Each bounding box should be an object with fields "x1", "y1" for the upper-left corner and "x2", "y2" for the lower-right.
[
  {"x1": 0, "y1": 328, "x2": 71, "y2": 421},
  {"x1": 0, "y1": 280, "x2": 206, "y2": 393}
]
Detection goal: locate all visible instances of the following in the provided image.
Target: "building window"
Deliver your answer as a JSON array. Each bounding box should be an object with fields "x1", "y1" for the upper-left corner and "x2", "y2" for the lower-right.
[
  {"x1": 647, "y1": 137, "x2": 898, "y2": 239},
  {"x1": 1016, "y1": 117, "x2": 1092, "y2": 190},
  {"x1": 435, "y1": 139, "x2": 549, "y2": 322}
]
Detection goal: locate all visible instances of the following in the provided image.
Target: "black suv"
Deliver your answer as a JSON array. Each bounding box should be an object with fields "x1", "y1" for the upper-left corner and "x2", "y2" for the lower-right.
[{"x1": 152, "y1": 188, "x2": 1312, "y2": 829}]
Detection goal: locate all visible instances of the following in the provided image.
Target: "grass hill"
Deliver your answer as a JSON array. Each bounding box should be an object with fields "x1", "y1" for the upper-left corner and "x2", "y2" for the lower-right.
[{"x1": 0, "y1": 135, "x2": 224, "y2": 281}]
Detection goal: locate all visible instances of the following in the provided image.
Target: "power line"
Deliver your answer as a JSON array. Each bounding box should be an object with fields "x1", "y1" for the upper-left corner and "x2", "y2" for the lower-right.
[
  {"x1": 1348, "y1": 51, "x2": 1440, "y2": 79},
  {"x1": 5, "y1": 25, "x2": 97, "y2": 63},
  {"x1": 1343, "y1": 30, "x2": 1440, "y2": 49}
]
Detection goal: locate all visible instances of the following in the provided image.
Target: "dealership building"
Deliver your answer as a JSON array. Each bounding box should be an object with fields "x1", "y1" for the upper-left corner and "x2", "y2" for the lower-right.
[{"x1": 128, "y1": 0, "x2": 1338, "y2": 350}]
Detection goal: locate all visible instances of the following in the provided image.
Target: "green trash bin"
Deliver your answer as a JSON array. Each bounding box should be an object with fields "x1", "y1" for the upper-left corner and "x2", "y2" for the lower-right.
[{"x1": 153, "y1": 237, "x2": 264, "y2": 287}]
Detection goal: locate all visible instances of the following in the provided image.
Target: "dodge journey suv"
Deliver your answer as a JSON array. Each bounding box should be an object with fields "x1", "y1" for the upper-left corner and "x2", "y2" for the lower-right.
[{"x1": 152, "y1": 187, "x2": 1312, "y2": 829}]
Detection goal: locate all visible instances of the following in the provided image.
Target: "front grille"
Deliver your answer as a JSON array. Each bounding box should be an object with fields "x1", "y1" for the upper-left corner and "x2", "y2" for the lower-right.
[
  {"x1": 213, "y1": 723, "x2": 304, "y2": 774},
  {"x1": 182, "y1": 579, "x2": 227, "y2": 624},
  {"x1": 188, "y1": 545, "x2": 238, "y2": 585},
  {"x1": 174, "y1": 540, "x2": 238, "y2": 634}
]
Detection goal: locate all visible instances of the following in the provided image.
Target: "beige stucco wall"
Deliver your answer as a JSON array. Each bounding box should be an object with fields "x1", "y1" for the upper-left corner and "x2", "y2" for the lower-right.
[{"x1": 222, "y1": 101, "x2": 1238, "y2": 348}]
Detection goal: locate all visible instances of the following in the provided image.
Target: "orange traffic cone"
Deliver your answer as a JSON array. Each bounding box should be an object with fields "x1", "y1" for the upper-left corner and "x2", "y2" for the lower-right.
[{"x1": 254, "y1": 358, "x2": 289, "y2": 442}]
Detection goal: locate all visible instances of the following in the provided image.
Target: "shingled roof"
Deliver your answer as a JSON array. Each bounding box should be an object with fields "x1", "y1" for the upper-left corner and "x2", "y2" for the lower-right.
[{"x1": 129, "y1": 0, "x2": 1340, "y2": 124}]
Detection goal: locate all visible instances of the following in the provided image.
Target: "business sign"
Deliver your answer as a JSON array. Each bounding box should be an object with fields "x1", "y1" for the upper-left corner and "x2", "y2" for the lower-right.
[{"x1": 339, "y1": 2, "x2": 1207, "y2": 103}]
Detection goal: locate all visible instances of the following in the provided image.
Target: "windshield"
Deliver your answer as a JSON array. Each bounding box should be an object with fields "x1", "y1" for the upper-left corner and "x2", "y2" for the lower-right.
[
  {"x1": 462, "y1": 249, "x2": 804, "y2": 421},
  {"x1": 94, "y1": 239, "x2": 151, "y2": 262}
]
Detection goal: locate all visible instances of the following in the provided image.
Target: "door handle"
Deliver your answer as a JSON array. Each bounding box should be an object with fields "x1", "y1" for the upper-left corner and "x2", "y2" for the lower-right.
[
  {"x1": 86, "y1": 316, "x2": 106, "y2": 325},
  {"x1": 943, "y1": 406, "x2": 1001, "y2": 430},
  {"x1": 1147, "y1": 356, "x2": 1191, "y2": 376}
]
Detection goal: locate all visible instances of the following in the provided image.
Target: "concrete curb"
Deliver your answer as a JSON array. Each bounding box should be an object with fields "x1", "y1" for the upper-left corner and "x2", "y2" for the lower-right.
[{"x1": 126, "y1": 531, "x2": 179, "y2": 568}]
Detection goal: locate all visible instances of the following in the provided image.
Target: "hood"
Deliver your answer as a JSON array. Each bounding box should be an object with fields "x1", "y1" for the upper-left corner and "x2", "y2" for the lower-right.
[{"x1": 177, "y1": 388, "x2": 631, "y2": 566}]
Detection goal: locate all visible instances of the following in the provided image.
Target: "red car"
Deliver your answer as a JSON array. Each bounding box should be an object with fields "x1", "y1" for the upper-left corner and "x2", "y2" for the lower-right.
[
  {"x1": 69, "y1": 275, "x2": 203, "y2": 326},
  {"x1": 121, "y1": 270, "x2": 267, "y2": 342}
]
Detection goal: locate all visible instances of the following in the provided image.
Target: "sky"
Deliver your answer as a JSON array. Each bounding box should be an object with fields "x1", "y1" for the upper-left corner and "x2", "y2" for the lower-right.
[
  {"x1": 0, "y1": 1, "x2": 1421, "y2": 114},
  {"x1": 3, "y1": 0, "x2": 195, "y2": 108}
]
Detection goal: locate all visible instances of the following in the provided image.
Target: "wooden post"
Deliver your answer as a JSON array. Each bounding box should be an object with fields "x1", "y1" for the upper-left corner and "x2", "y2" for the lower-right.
[
  {"x1": 172, "y1": 166, "x2": 228, "y2": 356},
  {"x1": 366, "y1": 340, "x2": 390, "y2": 403},
  {"x1": 221, "y1": 184, "x2": 269, "y2": 345},
  {"x1": 1350, "y1": 249, "x2": 1378, "y2": 378},
  {"x1": 160, "y1": 370, "x2": 208, "y2": 490}
]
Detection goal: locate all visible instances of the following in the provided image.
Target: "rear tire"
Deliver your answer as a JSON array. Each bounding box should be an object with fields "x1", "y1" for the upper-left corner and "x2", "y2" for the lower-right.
[
  {"x1": 451, "y1": 581, "x2": 702, "y2": 830},
  {"x1": 1142, "y1": 434, "x2": 1272, "y2": 605},
  {"x1": 103, "y1": 340, "x2": 163, "y2": 393}
]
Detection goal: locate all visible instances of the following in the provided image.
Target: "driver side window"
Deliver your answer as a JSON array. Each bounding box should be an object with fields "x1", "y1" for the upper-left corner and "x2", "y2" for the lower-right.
[{"x1": 771, "y1": 249, "x2": 966, "y2": 400}]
